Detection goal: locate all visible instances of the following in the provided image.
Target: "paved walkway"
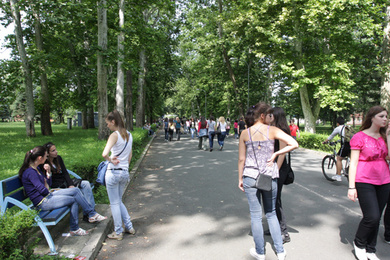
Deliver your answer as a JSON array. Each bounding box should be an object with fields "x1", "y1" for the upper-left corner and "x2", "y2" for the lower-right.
[{"x1": 95, "y1": 132, "x2": 390, "y2": 260}]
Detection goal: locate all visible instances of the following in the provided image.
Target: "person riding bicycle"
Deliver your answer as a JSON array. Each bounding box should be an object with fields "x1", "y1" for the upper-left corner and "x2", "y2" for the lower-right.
[{"x1": 322, "y1": 117, "x2": 352, "y2": 181}]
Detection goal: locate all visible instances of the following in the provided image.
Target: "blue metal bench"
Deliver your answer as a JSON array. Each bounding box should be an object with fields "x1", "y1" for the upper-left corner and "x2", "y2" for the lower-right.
[{"x1": 0, "y1": 170, "x2": 92, "y2": 255}]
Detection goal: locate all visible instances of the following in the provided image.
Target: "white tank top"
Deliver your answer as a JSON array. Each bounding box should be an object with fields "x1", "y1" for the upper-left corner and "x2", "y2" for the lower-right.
[{"x1": 108, "y1": 130, "x2": 132, "y2": 170}]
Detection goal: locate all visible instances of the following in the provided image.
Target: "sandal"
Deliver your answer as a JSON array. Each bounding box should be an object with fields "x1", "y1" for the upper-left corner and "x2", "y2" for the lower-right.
[
  {"x1": 70, "y1": 228, "x2": 89, "y2": 236},
  {"x1": 89, "y1": 213, "x2": 107, "y2": 223}
]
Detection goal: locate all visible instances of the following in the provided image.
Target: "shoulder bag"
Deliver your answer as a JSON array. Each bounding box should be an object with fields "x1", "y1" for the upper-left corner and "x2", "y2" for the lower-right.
[
  {"x1": 96, "y1": 137, "x2": 129, "y2": 186},
  {"x1": 249, "y1": 128, "x2": 273, "y2": 191},
  {"x1": 284, "y1": 152, "x2": 295, "y2": 185}
]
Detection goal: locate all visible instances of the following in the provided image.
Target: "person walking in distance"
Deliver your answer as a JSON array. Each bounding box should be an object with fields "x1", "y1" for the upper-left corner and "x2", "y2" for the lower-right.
[
  {"x1": 322, "y1": 117, "x2": 352, "y2": 181},
  {"x1": 103, "y1": 110, "x2": 136, "y2": 240},
  {"x1": 208, "y1": 116, "x2": 217, "y2": 152},
  {"x1": 198, "y1": 116, "x2": 208, "y2": 150},
  {"x1": 238, "y1": 102, "x2": 298, "y2": 260},
  {"x1": 289, "y1": 119, "x2": 300, "y2": 140},
  {"x1": 216, "y1": 116, "x2": 227, "y2": 151},
  {"x1": 347, "y1": 106, "x2": 390, "y2": 260},
  {"x1": 234, "y1": 119, "x2": 239, "y2": 139}
]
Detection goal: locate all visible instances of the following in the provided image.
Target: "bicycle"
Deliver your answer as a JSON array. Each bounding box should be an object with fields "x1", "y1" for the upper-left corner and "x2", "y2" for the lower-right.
[{"x1": 321, "y1": 140, "x2": 350, "y2": 181}]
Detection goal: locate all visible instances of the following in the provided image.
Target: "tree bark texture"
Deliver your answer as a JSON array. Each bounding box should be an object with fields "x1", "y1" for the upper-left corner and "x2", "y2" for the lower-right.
[
  {"x1": 126, "y1": 70, "x2": 133, "y2": 131},
  {"x1": 97, "y1": 0, "x2": 109, "y2": 139},
  {"x1": 136, "y1": 48, "x2": 146, "y2": 127},
  {"x1": 10, "y1": 0, "x2": 36, "y2": 137},
  {"x1": 32, "y1": 5, "x2": 53, "y2": 136},
  {"x1": 116, "y1": 0, "x2": 125, "y2": 117},
  {"x1": 381, "y1": 6, "x2": 390, "y2": 112}
]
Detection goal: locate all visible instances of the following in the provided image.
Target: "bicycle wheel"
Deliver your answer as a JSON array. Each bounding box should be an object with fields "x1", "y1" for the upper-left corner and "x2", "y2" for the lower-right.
[{"x1": 322, "y1": 155, "x2": 337, "y2": 181}]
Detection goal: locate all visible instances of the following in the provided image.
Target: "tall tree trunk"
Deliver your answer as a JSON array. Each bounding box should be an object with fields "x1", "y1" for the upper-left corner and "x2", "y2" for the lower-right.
[
  {"x1": 217, "y1": 0, "x2": 243, "y2": 116},
  {"x1": 10, "y1": 0, "x2": 35, "y2": 137},
  {"x1": 381, "y1": 6, "x2": 390, "y2": 112},
  {"x1": 126, "y1": 70, "x2": 133, "y2": 131},
  {"x1": 136, "y1": 48, "x2": 146, "y2": 127},
  {"x1": 116, "y1": 0, "x2": 125, "y2": 116},
  {"x1": 87, "y1": 107, "x2": 95, "y2": 128},
  {"x1": 32, "y1": 5, "x2": 52, "y2": 136},
  {"x1": 97, "y1": 0, "x2": 109, "y2": 139}
]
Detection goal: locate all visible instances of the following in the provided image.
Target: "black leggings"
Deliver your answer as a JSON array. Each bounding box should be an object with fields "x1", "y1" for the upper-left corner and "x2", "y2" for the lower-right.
[{"x1": 354, "y1": 182, "x2": 390, "y2": 253}]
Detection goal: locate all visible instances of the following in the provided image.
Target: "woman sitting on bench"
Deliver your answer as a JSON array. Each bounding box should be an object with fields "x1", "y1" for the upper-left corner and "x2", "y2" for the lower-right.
[
  {"x1": 43, "y1": 142, "x2": 96, "y2": 223},
  {"x1": 19, "y1": 146, "x2": 107, "y2": 236}
]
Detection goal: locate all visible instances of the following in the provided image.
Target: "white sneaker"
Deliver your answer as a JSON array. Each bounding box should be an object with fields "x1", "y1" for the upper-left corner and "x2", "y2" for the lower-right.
[
  {"x1": 367, "y1": 252, "x2": 380, "y2": 260},
  {"x1": 249, "y1": 248, "x2": 265, "y2": 260},
  {"x1": 354, "y1": 242, "x2": 367, "y2": 260},
  {"x1": 277, "y1": 249, "x2": 287, "y2": 260},
  {"x1": 331, "y1": 175, "x2": 342, "y2": 181}
]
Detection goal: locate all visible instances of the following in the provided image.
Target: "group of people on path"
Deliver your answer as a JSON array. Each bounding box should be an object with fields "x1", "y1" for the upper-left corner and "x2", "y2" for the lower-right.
[
  {"x1": 239, "y1": 102, "x2": 390, "y2": 260},
  {"x1": 19, "y1": 110, "x2": 135, "y2": 241}
]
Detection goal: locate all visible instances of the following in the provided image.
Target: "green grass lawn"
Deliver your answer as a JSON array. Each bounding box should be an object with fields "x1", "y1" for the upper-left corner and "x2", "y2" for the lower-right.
[{"x1": 0, "y1": 122, "x2": 149, "y2": 181}]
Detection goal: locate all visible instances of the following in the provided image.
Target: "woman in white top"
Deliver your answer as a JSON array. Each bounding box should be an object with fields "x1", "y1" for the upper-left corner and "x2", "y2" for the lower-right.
[
  {"x1": 208, "y1": 116, "x2": 216, "y2": 152},
  {"x1": 217, "y1": 116, "x2": 227, "y2": 151},
  {"x1": 103, "y1": 110, "x2": 135, "y2": 240}
]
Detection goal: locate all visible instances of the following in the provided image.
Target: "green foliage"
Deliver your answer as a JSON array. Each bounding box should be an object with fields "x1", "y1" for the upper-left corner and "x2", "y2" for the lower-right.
[
  {"x1": 298, "y1": 132, "x2": 335, "y2": 153},
  {"x1": 0, "y1": 209, "x2": 38, "y2": 259}
]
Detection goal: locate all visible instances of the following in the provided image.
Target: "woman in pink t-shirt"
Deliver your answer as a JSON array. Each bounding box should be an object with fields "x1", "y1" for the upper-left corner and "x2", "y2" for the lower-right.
[{"x1": 348, "y1": 106, "x2": 390, "y2": 260}]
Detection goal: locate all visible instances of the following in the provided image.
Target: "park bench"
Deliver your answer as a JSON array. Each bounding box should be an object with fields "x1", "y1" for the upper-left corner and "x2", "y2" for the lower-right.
[{"x1": 0, "y1": 170, "x2": 92, "y2": 255}]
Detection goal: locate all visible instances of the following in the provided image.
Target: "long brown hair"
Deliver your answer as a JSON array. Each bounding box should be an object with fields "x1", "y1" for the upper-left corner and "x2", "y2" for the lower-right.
[
  {"x1": 18, "y1": 146, "x2": 46, "y2": 179},
  {"x1": 253, "y1": 102, "x2": 271, "y2": 123},
  {"x1": 360, "y1": 105, "x2": 388, "y2": 142},
  {"x1": 44, "y1": 142, "x2": 61, "y2": 174},
  {"x1": 106, "y1": 110, "x2": 129, "y2": 141}
]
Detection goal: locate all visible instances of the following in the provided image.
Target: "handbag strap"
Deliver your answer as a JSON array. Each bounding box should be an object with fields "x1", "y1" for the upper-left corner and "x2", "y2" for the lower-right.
[{"x1": 116, "y1": 132, "x2": 129, "y2": 157}]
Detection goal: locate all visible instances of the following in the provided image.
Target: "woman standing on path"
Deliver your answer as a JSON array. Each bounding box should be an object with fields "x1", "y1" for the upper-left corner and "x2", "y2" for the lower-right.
[
  {"x1": 208, "y1": 116, "x2": 216, "y2": 152},
  {"x1": 234, "y1": 119, "x2": 239, "y2": 139},
  {"x1": 266, "y1": 107, "x2": 292, "y2": 243},
  {"x1": 168, "y1": 118, "x2": 174, "y2": 141},
  {"x1": 103, "y1": 110, "x2": 136, "y2": 240},
  {"x1": 347, "y1": 106, "x2": 390, "y2": 260},
  {"x1": 44, "y1": 142, "x2": 96, "y2": 223},
  {"x1": 198, "y1": 116, "x2": 208, "y2": 150},
  {"x1": 238, "y1": 102, "x2": 298, "y2": 260},
  {"x1": 20, "y1": 146, "x2": 106, "y2": 236},
  {"x1": 216, "y1": 116, "x2": 227, "y2": 151}
]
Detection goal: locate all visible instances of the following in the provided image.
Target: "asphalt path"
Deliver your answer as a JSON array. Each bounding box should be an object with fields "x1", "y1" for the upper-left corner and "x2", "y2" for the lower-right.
[{"x1": 96, "y1": 132, "x2": 390, "y2": 260}]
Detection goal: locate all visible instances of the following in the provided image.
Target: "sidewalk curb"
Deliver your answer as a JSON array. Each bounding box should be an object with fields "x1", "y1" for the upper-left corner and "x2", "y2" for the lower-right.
[{"x1": 81, "y1": 134, "x2": 156, "y2": 260}]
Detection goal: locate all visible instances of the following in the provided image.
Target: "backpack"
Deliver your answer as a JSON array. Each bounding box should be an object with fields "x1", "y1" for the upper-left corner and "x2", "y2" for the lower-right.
[{"x1": 342, "y1": 125, "x2": 355, "y2": 142}]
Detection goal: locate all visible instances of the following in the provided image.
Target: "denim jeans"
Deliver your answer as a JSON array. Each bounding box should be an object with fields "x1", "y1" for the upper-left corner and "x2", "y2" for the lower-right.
[
  {"x1": 106, "y1": 169, "x2": 133, "y2": 234},
  {"x1": 164, "y1": 128, "x2": 168, "y2": 140},
  {"x1": 355, "y1": 182, "x2": 390, "y2": 253},
  {"x1": 79, "y1": 180, "x2": 95, "y2": 215},
  {"x1": 190, "y1": 128, "x2": 196, "y2": 139},
  {"x1": 39, "y1": 187, "x2": 96, "y2": 231},
  {"x1": 243, "y1": 176, "x2": 284, "y2": 255},
  {"x1": 234, "y1": 128, "x2": 238, "y2": 139},
  {"x1": 176, "y1": 128, "x2": 181, "y2": 140},
  {"x1": 208, "y1": 131, "x2": 215, "y2": 149},
  {"x1": 217, "y1": 131, "x2": 226, "y2": 147}
]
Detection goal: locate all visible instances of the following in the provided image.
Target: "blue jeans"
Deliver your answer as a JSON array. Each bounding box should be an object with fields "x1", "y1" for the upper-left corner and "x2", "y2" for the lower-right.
[
  {"x1": 208, "y1": 131, "x2": 215, "y2": 149},
  {"x1": 217, "y1": 131, "x2": 226, "y2": 147},
  {"x1": 39, "y1": 188, "x2": 96, "y2": 231},
  {"x1": 243, "y1": 176, "x2": 284, "y2": 254},
  {"x1": 106, "y1": 169, "x2": 133, "y2": 234},
  {"x1": 190, "y1": 128, "x2": 196, "y2": 139},
  {"x1": 79, "y1": 180, "x2": 95, "y2": 215}
]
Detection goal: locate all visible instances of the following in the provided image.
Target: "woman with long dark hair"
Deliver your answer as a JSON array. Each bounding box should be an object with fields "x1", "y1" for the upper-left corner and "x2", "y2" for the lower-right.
[
  {"x1": 103, "y1": 110, "x2": 135, "y2": 240},
  {"x1": 266, "y1": 107, "x2": 292, "y2": 243},
  {"x1": 19, "y1": 146, "x2": 106, "y2": 236},
  {"x1": 348, "y1": 106, "x2": 390, "y2": 260},
  {"x1": 43, "y1": 142, "x2": 96, "y2": 222},
  {"x1": 238, "y1": 102, "x2": 298, "y2": 260}
]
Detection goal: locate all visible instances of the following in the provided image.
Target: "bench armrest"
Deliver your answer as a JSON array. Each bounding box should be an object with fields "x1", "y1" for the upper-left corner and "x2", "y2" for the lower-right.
[
  {"x1": 67, "y1": 170, "x2": 82, "y2": 179},
  {"x1": 1, "y1": 196, "x2": 30, "y2": 213}
]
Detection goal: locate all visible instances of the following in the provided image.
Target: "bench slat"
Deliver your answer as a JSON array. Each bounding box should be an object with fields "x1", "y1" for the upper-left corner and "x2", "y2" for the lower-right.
[
  {"x1": 3, "y1": 190, "x2": 27, "y2": 210},
  {"x1": 1, "y1": 176, "x2": 23, "y2": 197},
  {"x1": 40, "y1": 207, "x2": 70, "y2": 223}
]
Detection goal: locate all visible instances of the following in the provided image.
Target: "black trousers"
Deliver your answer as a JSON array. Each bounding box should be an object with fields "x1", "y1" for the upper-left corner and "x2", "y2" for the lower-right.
[
  {"x1": 383, "y1": 191, "x2": 390, "y2": 241},
  {"x1": 355, "y1": 182, "x2": 390, "y2": 253}
]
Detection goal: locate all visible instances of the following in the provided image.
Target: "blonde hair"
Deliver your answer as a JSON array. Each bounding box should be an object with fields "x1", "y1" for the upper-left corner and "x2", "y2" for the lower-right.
[{"x1": 219, "y1": 116, "x2": 225, "y2": 124}]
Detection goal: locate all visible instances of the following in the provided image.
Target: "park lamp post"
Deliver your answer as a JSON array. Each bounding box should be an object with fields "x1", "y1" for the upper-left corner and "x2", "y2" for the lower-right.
[
  {"x1": 197, "y1": 89, "x2": 207, "y2": 116},
  {"x1": 230, "y1": 57, "x2": 250, "y2": 110}
]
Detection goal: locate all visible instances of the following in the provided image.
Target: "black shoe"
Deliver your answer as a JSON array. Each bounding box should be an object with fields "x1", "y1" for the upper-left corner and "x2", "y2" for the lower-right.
[
  {"x1": 283, "y1": 233, "x2": 291, "y2": 243},
  {"x1": 210, "y1": 148, "x2": 213, "y2": 152},
  {"x1": 83, "y1": 214, "x2": 90, "y2": 223}
]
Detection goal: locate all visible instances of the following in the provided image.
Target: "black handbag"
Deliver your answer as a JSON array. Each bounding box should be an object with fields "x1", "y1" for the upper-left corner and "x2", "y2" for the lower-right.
[{"x1": 284, "y1": 152, "x2": 295, "y2": 185}]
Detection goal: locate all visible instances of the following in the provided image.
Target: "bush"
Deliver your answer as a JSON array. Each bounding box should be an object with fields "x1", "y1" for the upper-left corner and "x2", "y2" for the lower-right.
[
  {"x1": 0, "y1": 209, "x2": 38, "y2": 259},
  {"x1": 298, "y1": 132, "x2": 339, "y2": 153}
]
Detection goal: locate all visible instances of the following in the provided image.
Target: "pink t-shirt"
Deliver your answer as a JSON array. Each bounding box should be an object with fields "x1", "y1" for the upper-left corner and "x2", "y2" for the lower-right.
[{"x1": 350, "y1": 131, "x2": 390, "y2": 185}]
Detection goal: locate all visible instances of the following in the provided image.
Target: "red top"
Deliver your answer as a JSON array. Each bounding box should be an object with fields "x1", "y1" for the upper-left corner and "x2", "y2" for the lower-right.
[
  {"x1": 289, "y1": 124, "x2": 299, "y2": 137},
  {"x1": 198, "y1": 121, "x2": 207, "y2": 132}
]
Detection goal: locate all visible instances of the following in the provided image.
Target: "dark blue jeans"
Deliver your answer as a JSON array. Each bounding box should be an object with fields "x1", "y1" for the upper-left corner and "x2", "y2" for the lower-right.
[{"x1": 208, "y1": 131, "x2": 215, "y2": 149}]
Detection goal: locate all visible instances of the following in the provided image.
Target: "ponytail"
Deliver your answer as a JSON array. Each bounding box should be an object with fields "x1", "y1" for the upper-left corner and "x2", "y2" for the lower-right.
[
  {"x1": 18, "y1": 146, "x2": 46, "y2": 179},
  {"x1": 106, "y1": 110, "x2": 128, "y2": 141}
]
